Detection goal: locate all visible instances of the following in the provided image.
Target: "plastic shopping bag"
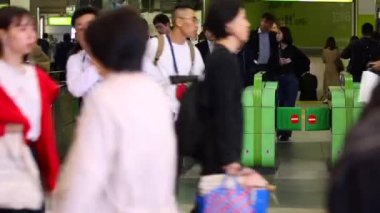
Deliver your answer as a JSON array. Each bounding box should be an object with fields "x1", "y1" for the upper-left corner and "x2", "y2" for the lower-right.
[
  {"x1": 359, "y1": 71, "x2": 380, "y2": 103},
  {"x1": 197, "y1": 175, "x2": 269, "y2": 213}
]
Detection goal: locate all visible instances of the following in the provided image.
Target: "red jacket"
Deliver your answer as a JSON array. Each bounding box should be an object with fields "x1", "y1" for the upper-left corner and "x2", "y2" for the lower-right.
[{"x1": 0, "y1": 66, "x2": 60, "y2": 192}]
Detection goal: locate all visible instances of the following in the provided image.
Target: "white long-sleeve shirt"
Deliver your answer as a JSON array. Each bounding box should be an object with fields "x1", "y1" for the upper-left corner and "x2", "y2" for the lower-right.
[
  {"x1": 144, "y1": 37, "x2": 204, "y2": 116},
  {"x1": 53, "y1": 72, "x2": 178, "y2": 213},
  {"x1": 66, "y1": 50, "x2": 102, "y2": 98},
  {"x1": 0, "y1": 61, "x2": 41, "y2": 141}
]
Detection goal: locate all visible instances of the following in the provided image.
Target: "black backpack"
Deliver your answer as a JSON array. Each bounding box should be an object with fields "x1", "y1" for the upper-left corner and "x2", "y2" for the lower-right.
[{"x1": 175, "y1": 81, "x2": 208, "y2": 159}]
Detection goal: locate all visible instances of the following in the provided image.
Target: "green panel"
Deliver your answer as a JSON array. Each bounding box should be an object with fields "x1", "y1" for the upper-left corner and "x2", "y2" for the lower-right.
[
  {"x1": 262, "y1": 108, "x2": 275, "y2": 134},
  {"x1": 262, "y1": 88, "x2": 276, "y2": 107},
  {"x1": 243, "y1": 107, "x2": 275, "y2": 134},
  {"x1": 305, "y1": 107, "x2": 330, "y2": 131},
  {"x1": 265, "y1": 82, "x2": 278, "y2": 90},
  {"x1": 261, "y1": 134, "x2": 276, "y2": 167},
  {"x1": 353, "y1": 88, "x2": 362, "y2": 108},
  {"x1": 242, "y1": 87, "x2": 253, "y2": 107},
  {"x1": 242, "y1": 134, "x2": 254, "y2": 167},
  {"x1": 332, "y1": 108, "x2": 346, "y2": 134},
  {"x1": 243, "y1": 107, "x2": 254, "y2": 134},
  {"x1": 245, "y1": 2, "x2": 352, "y2": 48},
  {"x1": 332, "y1": 134, "x2": 345, "y2": 163},
  {"x1": 277, "y1": 107, "x2": 302, "y2": 131},
  {"x1": 330, "y1": 86, "x2": 345, "y2": 108}
]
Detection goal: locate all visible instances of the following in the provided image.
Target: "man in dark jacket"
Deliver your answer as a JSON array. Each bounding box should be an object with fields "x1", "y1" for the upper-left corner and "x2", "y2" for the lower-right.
[
  {"x1": 54, "y1": 33, "x2": 74, "y2": 71},
  {"x1": 196, "y1": 27, "x2": 215, "y2": 62},
  {"x1": 241, "y1": 13, "x2": 280, "y2": 86},
  {"x1": 341, "y1": 23, "x2": 380, "y2": 82}
]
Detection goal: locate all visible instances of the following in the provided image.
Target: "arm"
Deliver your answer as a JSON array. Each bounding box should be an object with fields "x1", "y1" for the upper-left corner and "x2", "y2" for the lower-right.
[
  {"x1": 53, "y1": 94, "x2": 116, "y2": 213},
  {"x1": 192, "y1": 47, "x2": 205, "y2": 76},
  {"x1": 341, "y1": 44, "x2": 352, "y2": 59},
  {"x1": 66, "y1": 53, "x2": 101, "y2": 98},
  {"x1": 143, "y1": 38, "x2": 178, "y2": 114},
  {"x1": 211, "y1": 54, "x2": 242, "y2": 168}
]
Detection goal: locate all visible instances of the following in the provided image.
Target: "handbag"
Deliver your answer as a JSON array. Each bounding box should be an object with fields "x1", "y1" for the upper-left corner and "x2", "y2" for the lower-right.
[
  {"x1": 335, "y1": 58, "x2": 345, "y2": 72},
  {"x1": 197, "y1": 175, "x2": 269, "y2": 213},
  {"x1": 0, "y1": 124, "x2": 43, "y2": 210},
  {"x1": 359, "y1": 70, "x2": 380, "y2": 103}
]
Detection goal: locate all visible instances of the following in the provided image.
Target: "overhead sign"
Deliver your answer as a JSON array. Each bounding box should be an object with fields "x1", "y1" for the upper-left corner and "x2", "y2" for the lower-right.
[{"x1": 48, "y1": 17, "x2": 72, "y2": 26}]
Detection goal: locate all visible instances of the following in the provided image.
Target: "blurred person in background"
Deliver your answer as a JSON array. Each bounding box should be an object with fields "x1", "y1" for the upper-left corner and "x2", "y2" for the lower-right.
[
  {"x1": 53, "y1": 7, "x2": 178, "y2": 213},
  {"x1": 196, "y1": 25, "x2": 216, "y2": 61},
  {"x1": 153, "y1": 13, "x2": 171, "y2": 35},
  {"x1": 54, "y1": 33, "x2": 73, "y2": 71},
  {"x1": 0, "y1": 6, "x2": 60, "y2": 212},
  {"x1": 66, "y1": 7, "x2": 102, "y2": 99},
  {"x1": 322, "y1": 37, "x2": 341, "y2": 103},
  {"x1": 37, "y1": 32, "x2": 50, "y2": 56}
]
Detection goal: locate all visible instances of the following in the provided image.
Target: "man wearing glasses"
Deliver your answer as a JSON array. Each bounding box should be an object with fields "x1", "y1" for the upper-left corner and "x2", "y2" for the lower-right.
[{"x1": 144, "y1": 4, "x2": 204, "y2": 119}]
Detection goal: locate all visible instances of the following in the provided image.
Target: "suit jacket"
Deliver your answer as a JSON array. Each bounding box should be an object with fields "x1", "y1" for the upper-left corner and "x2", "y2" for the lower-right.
[
  {"x1": 196, "y1": 40, "x2": 211, "y2": 62},
  {"x1": 0, "y1": 66, "x2": 60, "y2": 191},
  {"x1": 239, "y1": 29, "x2": 280, "y2": 86}
]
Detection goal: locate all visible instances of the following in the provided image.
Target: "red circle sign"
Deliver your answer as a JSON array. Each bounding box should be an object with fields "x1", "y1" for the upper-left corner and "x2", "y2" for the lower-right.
[
  {"x1": 290, "y1": 114, "x2": 299, "y2": 124},
  {"x1": 308, "y1": 115, "x2": 317, "y2": 125}
]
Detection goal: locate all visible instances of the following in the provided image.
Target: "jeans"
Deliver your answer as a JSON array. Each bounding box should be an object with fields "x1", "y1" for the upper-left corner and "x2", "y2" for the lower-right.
[{"x1": 278, "y1": 73, "x2": 299, "y2": 138}]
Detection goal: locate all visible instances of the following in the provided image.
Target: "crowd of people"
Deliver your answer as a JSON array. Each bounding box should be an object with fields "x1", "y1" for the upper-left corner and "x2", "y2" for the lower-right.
[{"x1": 0, "y1": 0, "x2": 379, "y2": 212}]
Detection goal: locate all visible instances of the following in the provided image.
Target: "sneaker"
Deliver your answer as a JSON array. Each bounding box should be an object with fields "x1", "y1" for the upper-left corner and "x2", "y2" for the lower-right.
[{"x1": 278, "y1": 135, "x2": 290, "y2": 142}]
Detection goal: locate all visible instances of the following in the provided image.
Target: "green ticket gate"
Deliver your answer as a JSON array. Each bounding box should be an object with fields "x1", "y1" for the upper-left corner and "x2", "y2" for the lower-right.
[
  {"x1": 242, "y1": 73, "x2": 277, "y2": 168},
  {"x1": 329, "y1": 72, "x2": 362, "y2": 163}
]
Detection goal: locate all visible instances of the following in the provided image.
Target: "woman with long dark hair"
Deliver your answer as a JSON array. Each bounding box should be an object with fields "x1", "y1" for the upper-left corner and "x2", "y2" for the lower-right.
[{"x1": 322, "y1": 36, "x2": 341, "y2": 103}]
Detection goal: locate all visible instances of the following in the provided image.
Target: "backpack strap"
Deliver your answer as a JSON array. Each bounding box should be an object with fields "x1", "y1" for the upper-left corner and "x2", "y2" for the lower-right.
[
  {"x1": 154, "y1": 35, "x2": 165, "y2": 66},
  {"x1": 187, "y1": 40, "x2": 195, "y2": 74}
]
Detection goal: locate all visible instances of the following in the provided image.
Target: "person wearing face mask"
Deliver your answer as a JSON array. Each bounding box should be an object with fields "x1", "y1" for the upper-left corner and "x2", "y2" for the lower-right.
[
  {"x1": 276, "y1": 27, "x2": 310, "y2": 142},
  {"x1": 66, "y1": 7, "x2": 101, "y2": 99},
  {"x1": 0, "y1": 6, "x2": 60, "y2": 212}
]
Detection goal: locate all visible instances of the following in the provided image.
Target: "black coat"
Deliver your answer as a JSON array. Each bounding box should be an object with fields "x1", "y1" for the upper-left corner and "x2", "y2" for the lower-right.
[
  {"x1": 200, "y1": 44, "x2": 244, "y2": 175},
  {"x1": 196, "y1": 40, "x2": 211, "y2": 62},
  {"x1": 341, "y1": 37, "x2": 380, "y2": 82},
  {"x1": 239, "y1": 29, "x2": 280, "y2": 86},
  {"x1": 329, "y1": 109, "x2": 380, "y2": 213}
]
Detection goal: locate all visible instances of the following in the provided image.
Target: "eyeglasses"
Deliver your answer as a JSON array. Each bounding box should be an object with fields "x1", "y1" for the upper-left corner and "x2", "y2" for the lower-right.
[{"x1": 178, "y1": 17, "x2": 199, "y2": 24}]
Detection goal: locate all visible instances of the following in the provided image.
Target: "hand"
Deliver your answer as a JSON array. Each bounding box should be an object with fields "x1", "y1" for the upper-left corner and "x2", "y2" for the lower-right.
[
  {"x1": 223, "y1": 162, "x2": 242, "y2": 175},
  {"x1": 368, "y1": 61, "x2": 380, "y2": 71},
  {"x1": 240, "y1": 170, "x2": 268, "y2": 188},
  {"x1": 280, "y1": 58, "x2": 291, "y2": 65}
]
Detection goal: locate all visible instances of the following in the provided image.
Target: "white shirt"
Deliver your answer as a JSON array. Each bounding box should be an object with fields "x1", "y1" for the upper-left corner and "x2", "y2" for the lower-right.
[
  {"x1": 207, "y1": 40, "x2": 215, "y2": 53},
  {"x1": 66, "y1": 50, "x2": 102, "y2": 98},
  {"x1": 144, "y1": 36, "x2": 205, "y2": 116},
  {"x1": 0, "y1": 61, "x2": 41, "y2": 141},
  {"x1": 54, "y1": 73, "x2": 178, "y2": 213}
]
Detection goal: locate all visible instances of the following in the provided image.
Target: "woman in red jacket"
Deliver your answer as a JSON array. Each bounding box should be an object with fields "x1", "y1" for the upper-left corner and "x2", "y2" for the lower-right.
[{"x1": 0, "y1": 6, "x2": 60, "y2": 213}]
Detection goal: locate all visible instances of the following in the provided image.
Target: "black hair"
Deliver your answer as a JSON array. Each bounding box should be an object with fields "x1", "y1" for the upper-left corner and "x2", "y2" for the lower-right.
[
  {"x1": 350, "y1": 35, "x2": 359, "y2": 42},
  {"x1": 71, "y1": 6, "x2": 99, "y2": 27},
  {"x1": 0, "y1": 6, "x2": 32, "y2": 30},
  {"x1": 43, "y1": 33, "x2": 48, "y2": 39},
  {"x1": 204, "y1": 0, "x2": 242, "y2": 39},
  {"x1": 279, "y1": 26, "x2": 293, "y2": 45},
  {"x1": 173, "y1": 3, "x2": 194, "y2": 11},
  {"x1": 85, "y1": 7, "x2": 148, "y2": 72},
  {"x1": 153, "y1": 13, "x2": 170, "y2": 26},
  {"x1": 324, "y1": 37, "x2": 337, "y2": 50},
  {"x1": 362, "y1": 23, "x2": 374, "y2": 36},
  {"x1": 262, "y1": 12, "x2": 275, "y2": 23},
  {"x1": 63, "y1": 33, "x2": 71, "y2": 42}
]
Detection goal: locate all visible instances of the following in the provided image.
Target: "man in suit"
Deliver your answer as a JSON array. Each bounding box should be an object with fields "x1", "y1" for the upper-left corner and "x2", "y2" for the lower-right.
[
  {"x1": 242, "y1": 13, "x2": 279, "y2": 86},
  {"x1": 196, "y1": 27, "x2": 215, "y2": 62}
]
